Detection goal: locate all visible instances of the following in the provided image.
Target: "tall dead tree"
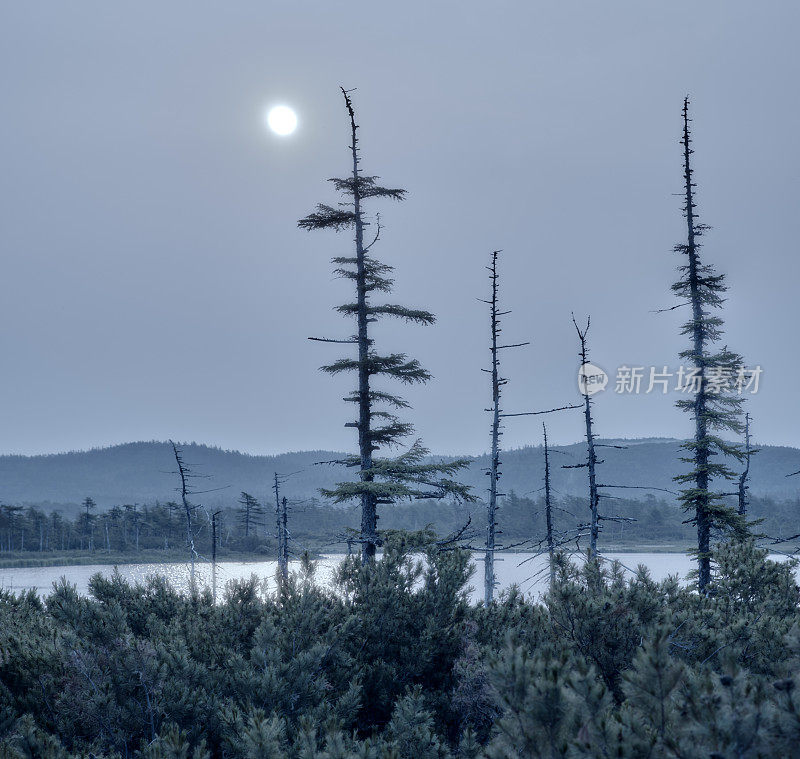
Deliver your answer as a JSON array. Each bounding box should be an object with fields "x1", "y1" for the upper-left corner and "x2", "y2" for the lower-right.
[
  {"x1": 273, "y1": 473, "x2": 289, "y2": 584},
  {"x1": 543, "y1": 422, "x2": 555, "y2": 588},
  {"x1": 515, "y1": 422, "x2": 590, "y2": 589},
  {"x1": 738, "y1": 413, "x2": 756, "y2": 517},
  {"x1": 299, "y1": 88, "x2": 471, "y2": 563},
  {"x1": 211, "y1": 510, "x2": 221, "y2": 602},
  {"x1": 671, "y1": 98, "x2": 746, "y2": 591},
  {"x1": 572, "y1": 315, "x2": 601, "y2": 559},
  {"x1": 483, "y1": 251, "x2": 503, "y2": 605},
  {"x1": 279, "y1": 497, "x2": 289, "y2": 579},
  {"x1": 479, "y1": 250, "x2": 532, "y2": 604},
  {"x1": 170, "y1": 440, "x2": 199, "y2": 584}
]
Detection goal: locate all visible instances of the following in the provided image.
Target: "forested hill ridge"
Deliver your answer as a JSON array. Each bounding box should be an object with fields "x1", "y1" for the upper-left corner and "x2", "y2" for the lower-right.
[{"x1": 1, "y1": 438, "x2": 800, "y2": 510}]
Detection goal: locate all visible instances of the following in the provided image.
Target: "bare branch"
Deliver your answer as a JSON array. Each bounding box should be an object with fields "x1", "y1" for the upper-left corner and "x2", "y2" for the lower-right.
[{"x1": 500, "y1": 403, "x2": 581, "y2": 418}]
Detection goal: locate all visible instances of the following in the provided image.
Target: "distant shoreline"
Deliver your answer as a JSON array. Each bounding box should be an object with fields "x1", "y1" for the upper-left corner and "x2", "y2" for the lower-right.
[
  {"x1": 0, "y1": 542, "x2": 698, "y2": 569},
  {"x1": 0, "y1": 549, "x2": 276, "y2": 570}
]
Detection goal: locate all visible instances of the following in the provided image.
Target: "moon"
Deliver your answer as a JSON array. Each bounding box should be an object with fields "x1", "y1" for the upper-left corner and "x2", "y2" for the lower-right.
[{"x1": 266, "y1": 105, "x2": 298, "y2": 136}]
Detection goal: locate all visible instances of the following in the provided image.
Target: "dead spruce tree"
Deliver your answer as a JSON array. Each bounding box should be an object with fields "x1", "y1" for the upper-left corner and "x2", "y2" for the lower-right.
[
  {"x1": 298, "y1": 88, "x2": 471, "y2": 563},
  {"x1": 273, "y1": 472, "x2": 289, "y2": 584},
  {"x1": 543, "y1": 422, "x2": 555, "y2": 588},
  {"x1": 738, "y1": 412, "x2": 757, "y2": 517},
  {"x1": 672, "y1": 97, "x2": 746, "y2": 591},
  {"x1": 483, "y1": 250, "x2": 504, "y2": 605},
  {"x1": 571, "y1": 315, "x2": 601, "y2": 559},
  {"x1": 530, "y1": 421, "x2": 590, "y2": 587},
  {"x1": 170, "y1": 441, "x2": 200, "y2": 584},
  {"x1": 479, "y1": 250, "x2": 531, "y2": 603},
  {"x1": 566, "y1": 318, "x2": 640, "y2": 563}
]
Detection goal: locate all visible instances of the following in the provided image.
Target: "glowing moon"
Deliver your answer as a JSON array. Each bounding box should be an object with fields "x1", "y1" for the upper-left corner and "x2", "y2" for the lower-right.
[{"x1": 266, "y1": 105, "x2": 297, "y2": 136}]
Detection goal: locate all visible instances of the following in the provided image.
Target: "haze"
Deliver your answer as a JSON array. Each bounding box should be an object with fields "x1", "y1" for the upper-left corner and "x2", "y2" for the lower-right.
[{"x1": 1, "y1": 2, "x2": 798, "y2": 456}]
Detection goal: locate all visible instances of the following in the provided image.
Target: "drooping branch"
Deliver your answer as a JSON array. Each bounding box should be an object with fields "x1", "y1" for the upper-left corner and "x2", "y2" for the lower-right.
[
  {"x1": 298, "y1": 87, "x2": 471, "y2": 563},
  {"x1": 297, "y1": 204, "x2": 357, "y2": 231},
  {"x1": 671, "y1": 97, "x2": 747, "y2": 592}
]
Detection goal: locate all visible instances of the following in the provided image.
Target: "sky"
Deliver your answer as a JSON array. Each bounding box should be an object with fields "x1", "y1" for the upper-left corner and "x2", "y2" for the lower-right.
[{"x1": 1, "y1": 1, "x2": 798, "y2": 457}]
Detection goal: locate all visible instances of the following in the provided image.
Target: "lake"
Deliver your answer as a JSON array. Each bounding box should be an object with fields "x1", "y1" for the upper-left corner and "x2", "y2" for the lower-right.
[{"x1": 0, "y1": 551, "x2": 739, "y2": 603}]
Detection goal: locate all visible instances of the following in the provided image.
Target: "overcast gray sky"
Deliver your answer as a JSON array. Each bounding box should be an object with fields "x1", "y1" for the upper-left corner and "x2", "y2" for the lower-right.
[{"x1": 1, "y1": 1, "x2": 798, "y2": 456}]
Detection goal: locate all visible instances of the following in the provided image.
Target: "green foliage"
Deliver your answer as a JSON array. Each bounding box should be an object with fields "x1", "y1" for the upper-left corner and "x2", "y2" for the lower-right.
[
  {"x1": 296, "y1": 89, "x2": 471, "y2": 555},
  {"x1": 1, "y1": 539, "x2": 800, "y2": 758},
  {"x1": 671, "y1": 99, "x2": 748, "y2": 590},
  {"x1": 484, "y1": 643, "x2": 586, "y2": 758},
  {"x1": 140, "y1": 724, "x2": 210, "y2": 759},
  {"x1": 384, "y1": 688, "x2": 450, "y2": 759}
]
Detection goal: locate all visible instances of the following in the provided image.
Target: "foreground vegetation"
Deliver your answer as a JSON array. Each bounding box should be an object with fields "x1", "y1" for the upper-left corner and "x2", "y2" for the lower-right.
[{"x1": 1, "y1": 536, "x2": 799, "y2": 758}]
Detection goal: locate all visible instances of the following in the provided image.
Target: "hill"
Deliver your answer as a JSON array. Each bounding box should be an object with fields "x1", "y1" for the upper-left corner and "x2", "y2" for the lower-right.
[{"x1": 1, "y1": 439, "x2": 799, "y2": 511}]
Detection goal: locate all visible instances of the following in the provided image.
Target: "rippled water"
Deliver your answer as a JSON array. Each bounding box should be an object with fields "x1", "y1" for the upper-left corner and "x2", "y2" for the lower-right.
[{"x1": 0, "y1": 552, "x2": 715, "y2": 603}]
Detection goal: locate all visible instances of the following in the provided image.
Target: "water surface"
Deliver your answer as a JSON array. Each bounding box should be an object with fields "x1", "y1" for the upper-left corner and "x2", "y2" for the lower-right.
[{"x1": 0, "y1": 552, "x2": 718, "y2": 603}]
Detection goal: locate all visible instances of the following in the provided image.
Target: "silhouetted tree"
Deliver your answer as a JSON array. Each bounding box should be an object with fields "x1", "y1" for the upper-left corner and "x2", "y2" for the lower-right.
[
  {"x1": 237, "y1": 491, "x2": 263, "y2": 538},
  {"x1": 170, "y1": 441, "x2": 200, "y2": 582},
  {"x1": 672, "y1": 97, "x2": 746, "y2": 590},
  {"x1": 738, "y1": 413, "x2": 757, "y2": 517},
  {"x1": 479, "y1": 250, "x2": 531, "y2": 603},
  {"x1": 570, "y1": 315, "x2": 601, "y2": 560},
  {"x1": 272, "y1": 473, "x2": 290, "y2": 583},
  {"x1": 81, "y1": 497, "x2": 96, "y2": 551},
  {"x1": 543, "y1": 423, "x2": 556, "y2": 588},
  {"x1": 298, "y1": 87, "x2": 471, "y2": 562},
  {"x1": 483, "y1": 251, "x2": 503, "y2": 604}
]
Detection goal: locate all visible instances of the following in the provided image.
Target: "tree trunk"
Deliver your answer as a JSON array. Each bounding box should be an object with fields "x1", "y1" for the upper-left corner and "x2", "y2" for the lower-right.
[
  {"x1": 682, "y1": 101, "x2": 711, "y2": 592},
  {"x1": 485, "y1": 250, "x2": 501, "y2": 605},
  {"x1": 574, "y1": 318, "x2": 600, "y2": 560},
  {"x1": 738, "y1": 413, "x2": 752, "y2": 516},
  {"x1": 274, "y1": 472, "x2": 284, "y2": 582},
  {"x1": 171, "y1": 443, "x2": 195, "y2": 585},
  {"x1": 343, "y1": 93, "x2": 377, "y2": 565},
  {"x1": 543, "y1": 423, "x2": 555, "y2": 589},
  {"x1": 212, "y1": 512, "x2": 218, "y2": 602},
  {"x1": 279, "y1": 496, "x2": 289, "y2": 583}
]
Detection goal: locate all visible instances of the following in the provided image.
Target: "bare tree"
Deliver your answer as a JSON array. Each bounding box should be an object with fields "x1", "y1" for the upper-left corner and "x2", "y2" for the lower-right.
[
  {"x1": 211, "y1": 510, "x2": 221, "y2": 602},
  {"x1": 570, "y1": 315, "x2": 601, "y2": 560},
  {"x1": 543, "y1": 423, "x2": 556, "y2": 588},
  {"x1": 479, "y1": 250, "x2": 532, "y2": 603},
  {"x1": 738, "y1": 413, "x2": 757, "y2": 517},
  {"x1": 170, "y1": 441, "x2": 199, "y2": 585},
  {"x1": 273, "y1": 472, "x2": 290, "y2": 584},
  {"x1": 279, "y1": 497, "x2": 288, "y2": 580},
  {"x1": 483, "y1": 250, "x2": 503, "y2": 604}
]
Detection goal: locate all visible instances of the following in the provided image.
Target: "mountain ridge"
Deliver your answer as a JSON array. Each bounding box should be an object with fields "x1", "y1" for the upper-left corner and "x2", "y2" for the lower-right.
[{"x1": 1, "y1": 438, "x2": 799, "y2": 512}]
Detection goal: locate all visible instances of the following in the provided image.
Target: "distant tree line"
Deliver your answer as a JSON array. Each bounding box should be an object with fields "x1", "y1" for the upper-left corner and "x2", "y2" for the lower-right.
[{"x1": 3, "y1": 490, "x2": 799, "y2": 559}]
